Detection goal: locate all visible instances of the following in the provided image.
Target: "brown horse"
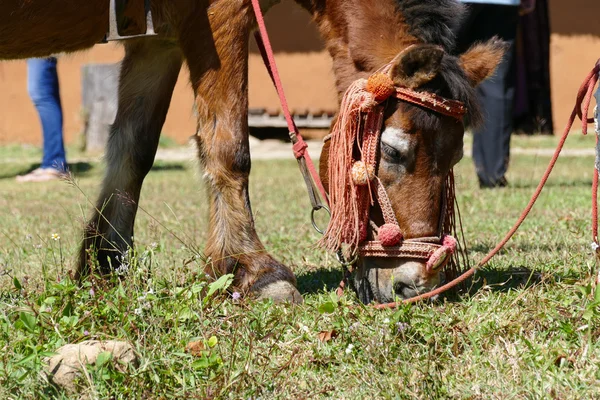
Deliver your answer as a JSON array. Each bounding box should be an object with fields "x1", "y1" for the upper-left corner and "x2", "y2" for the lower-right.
[{"x1": 1, "y1": 0, "x2": 503, "y2": 303}]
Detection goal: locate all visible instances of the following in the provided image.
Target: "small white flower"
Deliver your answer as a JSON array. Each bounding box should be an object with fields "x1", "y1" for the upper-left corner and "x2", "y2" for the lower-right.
[
  {"x1": 345, "y1": 344, "x2": 354, "y2": 354},
  {"x1": 592, "y1": 242, "x2": 600, "y2": 252},
  {"x1": 51, "y1": 233, "x2": 60, "y2": 241},
  {"x1": 383, "y1": 318, "x2": 390, "y2": 324},
  {"x1": 299, "y1": 324, "x2": 310, "y2": 333},
  {"x1": 134, "y1": 308, "x2": 143, "y2": 316},
  {"x1": 116, "y1": 264, "x2": 129, "y2": 275}
]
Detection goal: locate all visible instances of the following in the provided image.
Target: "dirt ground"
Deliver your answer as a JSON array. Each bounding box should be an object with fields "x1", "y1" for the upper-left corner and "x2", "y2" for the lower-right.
[{"x1": 0, "y1": 0, "x2": 598, "y2": 146}]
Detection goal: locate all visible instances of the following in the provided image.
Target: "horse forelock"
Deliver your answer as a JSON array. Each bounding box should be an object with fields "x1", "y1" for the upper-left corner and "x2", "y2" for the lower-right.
[
  {"x1": 392, "y1": 0, "x2": 482, "y2": 128},
  {"x1": 394, "y1": 0, "x2": 466, "y2": 53}
]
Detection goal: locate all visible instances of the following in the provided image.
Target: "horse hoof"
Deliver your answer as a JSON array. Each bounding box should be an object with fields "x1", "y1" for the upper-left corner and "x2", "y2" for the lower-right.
[{"x1": 256, "y1": 281, "x2": 304, "y2": 304}]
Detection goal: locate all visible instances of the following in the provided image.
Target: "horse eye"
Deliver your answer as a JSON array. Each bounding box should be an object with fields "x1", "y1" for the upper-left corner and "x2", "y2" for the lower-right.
[{"x1": 381, "y1": 142, "x2": 404, "y2": 162}]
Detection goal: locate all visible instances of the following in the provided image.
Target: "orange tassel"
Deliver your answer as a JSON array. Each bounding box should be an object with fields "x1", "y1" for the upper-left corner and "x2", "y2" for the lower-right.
[{"x1": 365, "y1": 73, "x2": 395, "y2": 102}]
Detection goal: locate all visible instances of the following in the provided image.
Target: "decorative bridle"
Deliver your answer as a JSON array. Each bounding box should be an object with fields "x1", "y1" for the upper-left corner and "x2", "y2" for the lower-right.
[{"x1": 320, "y1": 56, "x2": 467, "y2": 274}]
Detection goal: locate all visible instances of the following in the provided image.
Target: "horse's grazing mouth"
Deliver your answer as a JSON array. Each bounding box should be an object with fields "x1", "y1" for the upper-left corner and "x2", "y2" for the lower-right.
[
  {"x1": 315, "y1": 0, "x2": 506, "y2": 302},
  {"x1": 354, "y1": 258, "x2": 441, "y2": 303},
  {"x1": 317, "y1": 49, "x2": 467, "y2": 303}
]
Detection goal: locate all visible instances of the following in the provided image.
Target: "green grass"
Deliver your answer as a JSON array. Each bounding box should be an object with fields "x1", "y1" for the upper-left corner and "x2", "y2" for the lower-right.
[
  {"x1": 1, "y1": 142, "x2": 599, "y2": 398},
  {"x1": 464, "y1": 130, "x2": 597, "y2": 150}
]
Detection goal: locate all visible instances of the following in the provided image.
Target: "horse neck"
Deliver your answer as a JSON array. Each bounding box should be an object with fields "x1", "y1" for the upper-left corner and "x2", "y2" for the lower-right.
[{"x1": 293, "y1": 0, "x2": 417, "y2": 97}]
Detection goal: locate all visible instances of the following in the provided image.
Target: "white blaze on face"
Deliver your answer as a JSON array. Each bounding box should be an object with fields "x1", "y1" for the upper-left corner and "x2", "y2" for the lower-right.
[
  {"x1": 380, "y1": 126, "x2": 416, "y2": 178},
  {"x1": 381, "y1": 127, "x2": 410, "y2": 154}
]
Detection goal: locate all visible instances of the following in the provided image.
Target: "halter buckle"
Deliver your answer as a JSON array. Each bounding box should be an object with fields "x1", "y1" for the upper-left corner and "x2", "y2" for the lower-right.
[
  {"x1": 335, "y1": 249, "x2": 359, "y2": 267},
  {"x1": 310, "y1": 205, "x2": 331, "y2": 235}
]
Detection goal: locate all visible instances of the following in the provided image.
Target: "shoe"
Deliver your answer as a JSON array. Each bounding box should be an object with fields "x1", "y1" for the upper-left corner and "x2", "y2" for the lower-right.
[
  {"x1": 479, "y1": 176, "x2": 508, "y2": 189},
  {"x1": 16, "y1": 167, "x2": 66, "y2": 183}
]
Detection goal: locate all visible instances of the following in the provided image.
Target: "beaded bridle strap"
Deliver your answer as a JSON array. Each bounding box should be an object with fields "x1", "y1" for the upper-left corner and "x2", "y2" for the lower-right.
[{"x1": 320, "y1": 57, "x2": 466, "y2": 272}]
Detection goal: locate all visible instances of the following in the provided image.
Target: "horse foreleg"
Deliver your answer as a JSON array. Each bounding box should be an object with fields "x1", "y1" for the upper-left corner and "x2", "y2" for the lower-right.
[
  {"x1": 77, "y1": 39, "x2": 183, "y2": 278},
  {"x1": 178, "y1": 5, "x2": 302, "y2": 303}
]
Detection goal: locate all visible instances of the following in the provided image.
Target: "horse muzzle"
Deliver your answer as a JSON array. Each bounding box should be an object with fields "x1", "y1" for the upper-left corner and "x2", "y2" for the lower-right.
[
  {"x1": 352, "y1": 236, "x2": 455, "y2": 303},
  {"x1": 353, "y1": 256, "x2": 441, "y2": 303}
]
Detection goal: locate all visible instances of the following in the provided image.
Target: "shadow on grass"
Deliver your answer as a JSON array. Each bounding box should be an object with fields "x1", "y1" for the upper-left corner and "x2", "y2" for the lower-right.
[
  {"x1": 0, "y1": 161, "x2": 186, "y2": 180},
  {"x1": 0, "y1": 162, "x2": 95, "y2": 180},
  {"x1": 508, "y1": 179, "x2": 593, "y2": 189},
  {"x1": 463, "y1": 266, "x2": 545, "y2": 294},
  {"x1": 296, "y1": 267, "x2": 345, "y2": 295},
  {"x1": 446, "y1": 265, "x2": 579, "y2": 302},
  {"x1": 468, "y1": 240, "x2": 585, "y2": 254},
  {"x1": 295, "y1": 263, "x2": 563, "y2": 302},
  {"x1": 295, "y1": 262, "x2": 574, "y2": 305},
  {"x1": 151, "y1": 162, "x2": 187, "y2": 172}
]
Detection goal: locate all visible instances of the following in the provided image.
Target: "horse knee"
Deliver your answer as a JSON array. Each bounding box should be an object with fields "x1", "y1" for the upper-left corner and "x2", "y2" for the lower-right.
[{"x1": 194, "y1": 132, "x2": 251, "y2": 176}]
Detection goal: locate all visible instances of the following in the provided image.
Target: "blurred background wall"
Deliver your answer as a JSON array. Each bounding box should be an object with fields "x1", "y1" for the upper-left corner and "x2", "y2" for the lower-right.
[{"x1": 0, "y1": 0, "x2": 598, "y2": 146}]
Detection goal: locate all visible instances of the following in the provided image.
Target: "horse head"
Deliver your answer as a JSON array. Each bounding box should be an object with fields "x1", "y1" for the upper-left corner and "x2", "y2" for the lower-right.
[{"x1": 316, "y1": 0, "x2": 506, "y2": 302}]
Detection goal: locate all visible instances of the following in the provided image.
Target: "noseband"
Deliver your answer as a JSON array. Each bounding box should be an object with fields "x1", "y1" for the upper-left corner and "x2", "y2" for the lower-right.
[{"x1": 321, "y1": 59, "x2": 467, "y2": 273}]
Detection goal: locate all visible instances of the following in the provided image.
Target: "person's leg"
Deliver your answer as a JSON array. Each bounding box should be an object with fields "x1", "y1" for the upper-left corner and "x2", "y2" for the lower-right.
[
  {"x1": 473, "y1": 5, "x2": 518, "y2": 187},
  {"x1": 456, "y1": 4, "x2": 519, "y2": 187},
  {"x1": 27, "y1": 57, "x2": 67, "y2": 172}
]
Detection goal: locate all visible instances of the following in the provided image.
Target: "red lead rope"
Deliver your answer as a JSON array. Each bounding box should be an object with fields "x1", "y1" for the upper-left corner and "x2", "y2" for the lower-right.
[{"x1": 250, "y1": 0, "x2": 329, "y2": 206}]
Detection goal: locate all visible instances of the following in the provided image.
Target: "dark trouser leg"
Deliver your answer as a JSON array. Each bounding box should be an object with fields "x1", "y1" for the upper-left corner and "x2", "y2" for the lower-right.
[{"x1": 455, "y1": 4, "x2": 519, "y2": 187}]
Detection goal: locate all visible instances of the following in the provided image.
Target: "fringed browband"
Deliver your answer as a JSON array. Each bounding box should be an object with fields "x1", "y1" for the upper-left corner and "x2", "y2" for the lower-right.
[{"x1": 319, "y1": 60, "x2": 466, "y2": 269}]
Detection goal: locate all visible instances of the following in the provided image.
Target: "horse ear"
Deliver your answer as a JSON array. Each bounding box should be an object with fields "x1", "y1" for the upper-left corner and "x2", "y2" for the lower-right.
[
  {"x1": 459, "y1": 37, "x2": 507, "y2": 86},
  {"x1": 390, "y1": 44, "x2": 444, "y2": 88}
]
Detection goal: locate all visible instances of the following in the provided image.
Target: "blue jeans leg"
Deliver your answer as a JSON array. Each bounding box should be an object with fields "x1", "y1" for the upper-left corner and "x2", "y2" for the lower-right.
[{"x1": 27, "y1": 57, "x2": 67, "y2": 172}]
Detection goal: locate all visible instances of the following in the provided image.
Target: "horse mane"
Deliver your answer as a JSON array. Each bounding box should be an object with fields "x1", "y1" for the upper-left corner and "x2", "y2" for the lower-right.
[{"x1": 394, "y1": 0, "x2": 482, "y2": 128}]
